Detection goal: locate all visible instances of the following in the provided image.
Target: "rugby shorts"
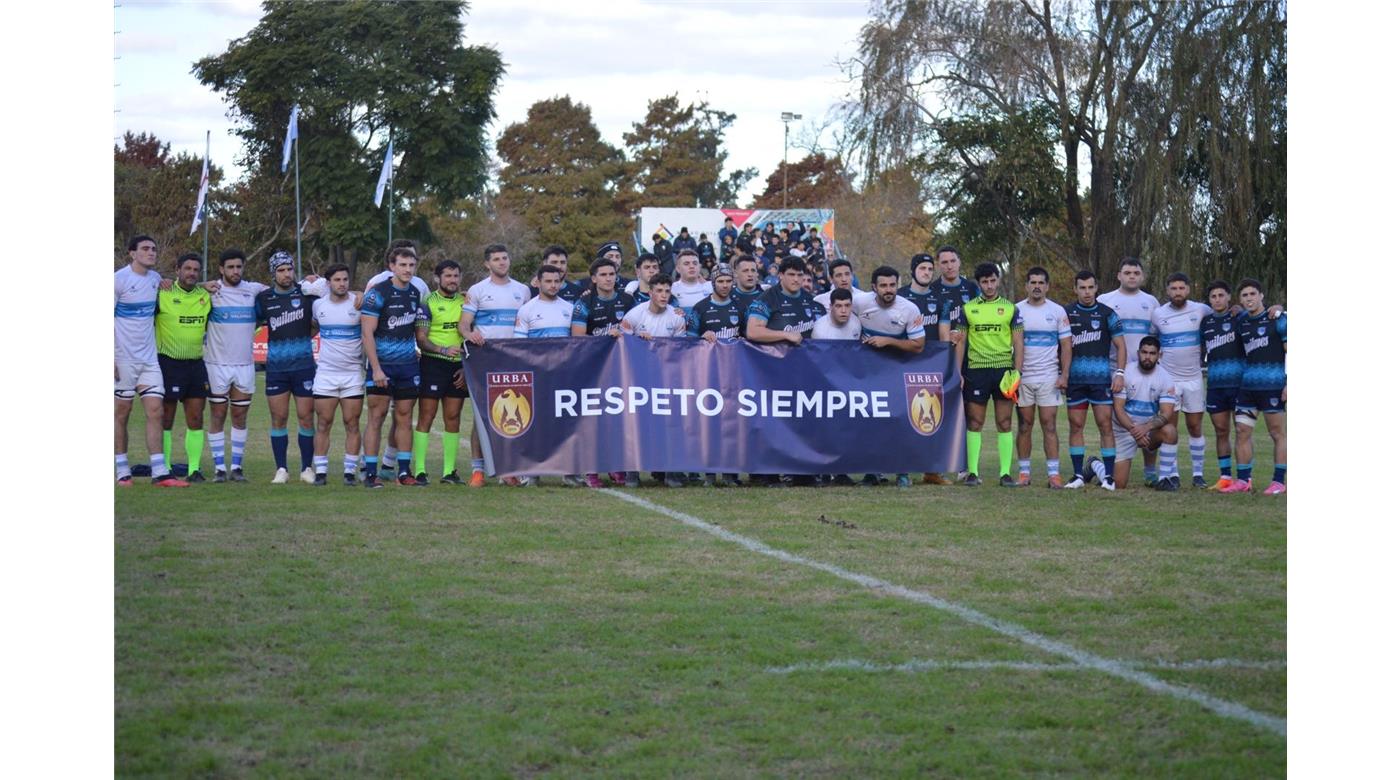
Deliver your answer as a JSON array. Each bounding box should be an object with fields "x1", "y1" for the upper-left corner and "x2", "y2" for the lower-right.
[
  {"x1": 1205, "y1": 386, "x2": 1238, "y2": 414},
  {"x1": 1235, "y1": 388, "x2": 1285, "y2": 414},
  {"x1": 313, "y1": 368, "x2": 366, "y2": 399},
  {"x1": 419, "y1": 356, "x2": 468, "y2": 400},
  {"x1": 265, "y1": 367, "x2": 317, "y2": 398},
  {"x1": 1171, "y1": 377, "x2": 1205, "y2": 414},
  {"x1": 115, "y1": 360, "x2": 162, "y2": 396},
  {"x1": 1016, "y1": 379, "x2": 1063, "y2": 408},
  {"x1": 206, "y1": 362, "x2": 255, "y2": 396},
  {"x1": 961, "y1": 367, "x2": 1006, "y2": 405},
  {"x1": 1066, "y1": 383, "x2": 1112, "y2": 407},
  {"x1": 366, "y1": 362, "x2": 420, "y2": 400},
  {"x1": 1112, "y1": 424, "x2": 1157, "y2": 462},
  {"x1": 158, "y1": 355, "x2": 209, "y2": 401}
]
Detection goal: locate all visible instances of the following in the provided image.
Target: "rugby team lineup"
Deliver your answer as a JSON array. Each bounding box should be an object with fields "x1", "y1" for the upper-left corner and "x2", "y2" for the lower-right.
[{"x1": 114, "y1": 234, "x2": 1286, "y2": 494}]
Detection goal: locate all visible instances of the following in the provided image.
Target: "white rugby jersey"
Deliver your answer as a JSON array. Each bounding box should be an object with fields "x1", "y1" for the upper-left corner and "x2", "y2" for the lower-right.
[
  {"x1": 205, "y1": 279, "x2": 269, "y2": 365},
  {"x1": 811, "y1": 314, "x2": 862, "y2": 340},
  {"x1": 813, "y1": 287, "x2": 872, "y2": 310},
  {"x1": 114, "y1": 265, "x2": 161, "y2": 363},
  {"x1": 463, "y1": 277, "x2": 531, "y2": 340},
  {"x1": 1098, "y1": 288, "x2": 1159, "y2": 366},
  {"x1": 669, "y1": 279, "x2": 713, "y2": 316},
  {"x1": 621, "y1": 302, "x2": 687, "y2": 338},
  {"x1": 1149, "y1": 300, "x2": 1211, "y2": 381},
  {"x1": 1016, "y1": 298, "x2": 1072, "y2": 383},
  {"x1": 311, "y1": 294, "x2": 364, "y2": 373},
  {"x1": 512, "y1": 296, "x2": 574, "y2": 338},
  {"x1": 366, "y1": 269, "x2": 430, "y2": 298},
  {"x1": 854, "y1": 294, "x2": 925, "y2": 341},
  {"x1": 1114, "y1": 362, "x2": 1177, "y2": 429}
]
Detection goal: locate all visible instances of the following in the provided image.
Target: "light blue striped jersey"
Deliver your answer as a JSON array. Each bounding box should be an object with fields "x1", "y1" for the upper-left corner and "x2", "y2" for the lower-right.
[
  {"x1": 1098, "y1": 288, "x2": 1159, "y2": 366},
  {"x1": 1149, "y1": 300, "x2": 1210, "y2": 381},
  {"x1": 1114, "y1": 362, "x2": 1177, "y2": 428},
  {"x1": 114, "y1": 265, "x2": 161, "y2": 363},
  {"x1": 1015, "y1": 298, "x2": 1071, "y2": 383},
  {"x1": 463, "y1": 277, "x2": 530, "y2": 340},
  {"x1": 512, "y1": 295, "x2": 574, "y2": 338},
  {"x1": 311, "y1": 294, "x2": 363, "y2": 373}
]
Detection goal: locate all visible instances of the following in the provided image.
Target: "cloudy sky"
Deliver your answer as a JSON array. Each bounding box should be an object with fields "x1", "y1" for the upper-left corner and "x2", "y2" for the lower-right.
[{"x1": 114, "y1": 0, "x2": 873, "y2": 203}]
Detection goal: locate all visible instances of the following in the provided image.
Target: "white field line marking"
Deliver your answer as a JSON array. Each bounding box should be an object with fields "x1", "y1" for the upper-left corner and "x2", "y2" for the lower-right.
[
  {"x1": 600, "y1": 488, "x2": 1287, "y2": 739},
  {"x1": 766, "y1": 658, "x2": 1287, "y2": 674}
]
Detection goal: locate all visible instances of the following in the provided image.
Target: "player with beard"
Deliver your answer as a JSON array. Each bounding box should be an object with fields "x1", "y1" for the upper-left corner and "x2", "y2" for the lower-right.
[
  {"x1": 412, "y1": 260, "x2": 470, "y2": 486},
  {"x1": 254, "y1": 251, "x2": 320, "y2": 484},
  {"x1": 1097, "y1": 257, "x2": 1162, "y2": 485},
  {"x1": 309, "y1": 264, "x2": 366, "y2": 486},
  {"x1": 1102, "y1": 336, "x2": 1178, "y2": 490},
  {"x1": 855, "y1": 266, "x2": 926, "y2": 489},
  {"x1": 1014, "y1": 267, "x2": 1072, "y2": 487}
]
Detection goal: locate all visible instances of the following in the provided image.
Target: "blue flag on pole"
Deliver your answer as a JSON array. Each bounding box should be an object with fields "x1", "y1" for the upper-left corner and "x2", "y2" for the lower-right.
[
  {"x1": 374, "y1": 137, "x2": 394, "y2": 207},
  {"x1": 281, "y1": 104, "x2": 299, "y2": 174}
]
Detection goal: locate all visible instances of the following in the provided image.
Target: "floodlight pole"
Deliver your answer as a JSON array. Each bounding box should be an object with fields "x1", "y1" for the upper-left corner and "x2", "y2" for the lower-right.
[{"x1": 781, "y1": 111, "x2": 802, "y2": 210}]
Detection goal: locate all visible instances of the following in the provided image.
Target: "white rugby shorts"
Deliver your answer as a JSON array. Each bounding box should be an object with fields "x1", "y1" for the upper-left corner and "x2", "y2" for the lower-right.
[
  {"x1": 206, "y1": 362, "x2": 256, "y2": 396},
  {"x1": 115, "y1": 361, "x2": 162, "y2": 395},
  {"x1": 1017, "y1": 380, "x2": 1063, "y2": 408},
  {"x1": 1171, "y1": 377, "x2": 1205, "y2": 414},
  {"x1": 313, "y1": 369, "x2": 366, "y2": 398}
]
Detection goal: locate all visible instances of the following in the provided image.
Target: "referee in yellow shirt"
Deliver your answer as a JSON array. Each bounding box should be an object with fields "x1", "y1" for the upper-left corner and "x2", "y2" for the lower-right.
[
  {"x1": 154, "y1": 253, "x2": 213, "y2": 482},
  {"x1": 952, "y1": 262, "x2": 1025, "y2": 487}
]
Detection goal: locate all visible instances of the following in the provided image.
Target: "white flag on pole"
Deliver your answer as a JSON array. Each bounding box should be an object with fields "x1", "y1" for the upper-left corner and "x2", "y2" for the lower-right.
[
  {"x1": 190, "y1": 135, "x2": 210, "y2": 236},
  {"x1": 374, "y1": 137, "x2": 394, "y2": 207},
  {"x1": 281, "y1": 104, "x2": 299, "y2": 173}
]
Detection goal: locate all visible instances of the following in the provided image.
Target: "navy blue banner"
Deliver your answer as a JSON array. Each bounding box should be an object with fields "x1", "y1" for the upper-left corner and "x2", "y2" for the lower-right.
[{"x1": 465, "y1": 338, "x2": 965, "y2": 476}]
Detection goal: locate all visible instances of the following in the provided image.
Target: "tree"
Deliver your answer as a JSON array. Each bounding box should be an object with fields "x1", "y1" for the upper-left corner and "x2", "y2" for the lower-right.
[
  {"x1": 749, "y1": 153, "x2": 852, "y2": 209},
  {"x1": 495, "y1": 97, "x2": 631, "y2": 270},
  {"x1": 194, "y1": 0, "x2": 503, "y2": 282},
  {"x1": 114, "y1": 132, "x2": 223, "y2": 266},
  {"x1": 845, "y1": 1, "x2": 1286, "y2": 293},
  {"x1": 828, "y1": 167, "x2": 935, "y2": 284},
  {"x1": 620, "y1": 95, "x2": 755, "y2": 211}
]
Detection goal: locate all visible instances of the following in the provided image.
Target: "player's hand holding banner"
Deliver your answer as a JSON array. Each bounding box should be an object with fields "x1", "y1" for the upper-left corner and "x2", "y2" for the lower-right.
[{"x1": 465, "y1": 338, "x2": 965, "y2": 476}]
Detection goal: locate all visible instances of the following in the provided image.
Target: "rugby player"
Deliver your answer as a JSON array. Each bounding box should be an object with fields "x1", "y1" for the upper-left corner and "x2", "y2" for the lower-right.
[
  {"x1": 1149, "y1": 273, "x2": 1212, "y2": 487},
  {"x1": 623, "y1": 253, "x2": 661, "y2": 298},
  {"x1": 812, "y1": 287, "x2": 862, "y2": 340},
  {"x1": 596, "y1": 241, "x2": 629, "y2": 287},
  {"x1": 1064, "y1": 270, "x2": 1126, "y2": 490},
  {"x1": 1014, "y1": 266, "x2": 1072, "y2": 487},
  {"x1": 412, "y1": 260, "x2": 469, "y2": 486},
  {"x1": 570, "y1": 257, "x2": 635, "y2": 488},
  {"x1": 204, "y1": 248, "x2": 265, "y2": 483},
  {"x1": 1199, "y1": 280, "x2": 1245, "y2": 490},
  {"x1": 897, "y1": 253, "x2": 943, "y2": 343},
  {"x1": 669, "y1": 249, "x2": 713, "y2": 318},
  {"x1": 730, "y1": 255, "x2": 766, "y2": 338},
  {"x1": 930, "y1": 245, "x2": 979, "y2": 484},
  {"x1": 952, "y1": 262, "x2": 1024, "y2": 487},
  {"x1": 459, "y1": 243, "x2": 531, "y2": 486},
  {"x1": 1221, "y1": 279, "x2": 1287, "y2": 495},
  {"x1": 856, "y1": 266, "x2": 926, "y2": 488},
  {"x1": 154, "y1": 253, "x2": 212, "y2": 482},
  {"x1": 1097, "y1": 257, "x2": 1162, "y2": 485},
  {"x1": 621, "y1": 276, "x2": 688, "y2": 487},
  {"x1": 309, "y1": 264, "x2": 366, "y2": 486},
  {"x1": 813, "y1": 258, "x2": 858, "y2": 310},
  {"x1": 253, "y1": 251, "x2": 319, "y2": 484},
  {"x1": 115, "y1": 235, "x2": 188, "y2": 487},
  {"x1": 1101, "y1": 336, "x2": 1178, "y2": 490},
  {"x1": 687, "y1": 264, "x2": 743, "y2": 487},
  {"x1": 511, "y1": 265, "x2": 575, "y2": 486},
  {"x1": 364, "y1": 242, "x2": 428, "y2": 476},
  {"x1": 361, "y1": 246, "x2": 423, "y2": 487},
  {"x1": 531, "y1": 245, "x2": 583, "y2": 303}
]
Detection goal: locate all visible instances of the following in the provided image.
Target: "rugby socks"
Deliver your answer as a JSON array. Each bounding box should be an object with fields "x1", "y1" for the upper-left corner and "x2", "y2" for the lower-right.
[
  {"x1": 185, "y1": 429, "x2": 204, "y2": 475},
  {"x1": 115, "y1": 454, "x2": 131, "y2": 480},
  {"x1": 343, "y1": 454, "x2": 358, "y2": 476},
  {"x1": 1046, "y1": 459, "x2": 1060, "y2": 478},
  {"x1": 1018, "y1": 458, "x2": 1031, "y2": 478},
  {"x1": 363, "y1": 455, "x2": 379, "y2": 478},
  {"x1": 150, "y1": 453, "x2": 169, "y2": 478},
  {"x1": 442, "y1": 434, "x2": 460, "y2": 477},
  {"x1": 1218, "y1": 456, "x2": 1233, "y2": 478},
  {"x1": 1159, "y1": 447, "x2": 1178, "y2": 480},
  {"x1": 1273, "y1": 464, "x2": 1286, "y2": 484},
  {"x1": 397, "y1": 450, "x2": 412, "y2": 477},
  {"x1": 1070, "y1": 446, "x2": 1086, "y2": 479},
  {"x1": 1189, "y1": 436, "x2": 1206, "y2": 477},
  {"x1": 997, "y1": 432, "x2": 1014, "y2": 478},
  {"x1": 1102, "y1": 448, "x2": 1116, "y2": 478},
  {"x1": 162, "y1": 430, "x2": 173, "y2": 468},
  {"x1": 313, "y1": 455, "x2": 329, "y2": 475},
  {"x1": 209, "y1": 430, "x2": 226, "y2": 472},
  {"x1": 471, "y1": 457, "x2": 485, "y2": 474},
  {"x1": 270, "y1": 428, "x2": 289, "y2": 471},
  {"x1": 231, "y1": 427, "x2": 247, "y2": 469},
  {"x1": 965, "y1": 432, "x2": 982, "y2": 477},
  {"x1": 298, "y1": 427, "x2": 315, "y2": 470},
  {"x1": 385, "y1": 446, "x2": 399, "y2": 465},
  {"x1": 1237, "y1": 461, "x2": 1253, "y2": 483},
  {"x1": 1144, "y1": 465, "x2": 1158, "y2": 483},
  {"x1": 412, "y1": 431, "x2": 430, "y2": 476}
]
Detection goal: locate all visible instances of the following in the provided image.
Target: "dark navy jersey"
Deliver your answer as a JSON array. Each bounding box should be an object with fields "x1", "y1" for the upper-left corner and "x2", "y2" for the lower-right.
[
  {"x1": 934, "y1": 277, "x2": 980, "y2": 325},
  {"x1": 1067, "y1": 302, "x2": 1124, "y2": 386},
  {"x1": 1199, "y1": 310, "x2": 1246, "y2": 389},
  {"x1": 687, "y1": 297, "x2": 743, "y2": 339},
  {"x1": 731, "y1": 286, "x2": 765, "y2": 337},
  {"x1": 1240, "y1": 311, "x2": 1287, "y2": 390},
  {"x1": 531, "y1": 279, "x2": 583, "y2": 304},
  {"x1": 898, "y1": 284, "x2": 942, "y2": 341},
  {"x1": 254, "y1": 287, "x2": 318, "y2": 373},
  {"x1": 361, "y1": 279, "x2": 421, "y2": 367},
  {"x1": 748, "y1": 286, "x2": 824, "y2": 335},
  {"x1": 571, "y1": 289, "x2": 635, "y2": 335}
]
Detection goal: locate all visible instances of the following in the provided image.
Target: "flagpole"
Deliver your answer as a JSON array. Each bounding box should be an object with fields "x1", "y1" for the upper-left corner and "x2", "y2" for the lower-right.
[
  {"x1": 387, "y1": 129, "x2": 394, "y2": 246},
  {"x1": 294, "y1": 132, "x2": 302, "y2": 279},
  {"x1": 202, "y1": 130, "x2": 210, "y2": 280}
]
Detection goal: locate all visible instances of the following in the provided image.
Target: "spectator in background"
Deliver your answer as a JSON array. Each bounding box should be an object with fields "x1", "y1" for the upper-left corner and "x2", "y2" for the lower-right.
[
  {"x1": 697, "y1": 233, "x2": 717, "y2": 276},
  {"x1": 763, "y1": 259, "x2": 781, "y2": 288},
  {"x1": 720, "y1": 234, "x2": 737, "y2": 265},
  {"x1": 718, "y1": 217, "x2": 739, "y2": 249},
  {"x1": 673, "y1": 227, "x2": 697, "y2": 255},
  {"x1": 651, "y1": 233, "x2": 674, "y2": 278}
]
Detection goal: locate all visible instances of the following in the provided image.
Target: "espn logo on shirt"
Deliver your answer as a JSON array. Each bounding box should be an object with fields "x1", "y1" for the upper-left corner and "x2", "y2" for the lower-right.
[
  {"x1": 904, "y1": 372, "x2": 945, "y2": 436},
  {"x1": 487, "y1": 371, "x2": 534, "y2": 438}
]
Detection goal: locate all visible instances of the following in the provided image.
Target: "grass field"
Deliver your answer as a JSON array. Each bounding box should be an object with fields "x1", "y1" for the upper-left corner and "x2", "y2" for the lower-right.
[{"x1": 116, "y1": 376, "x2": 1285, "y2": 776}]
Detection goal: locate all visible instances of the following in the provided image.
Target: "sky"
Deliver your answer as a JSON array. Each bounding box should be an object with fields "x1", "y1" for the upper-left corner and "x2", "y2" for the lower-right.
[{"x1": 114, "y1": 0, "x2": 873, "y2": 204}]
